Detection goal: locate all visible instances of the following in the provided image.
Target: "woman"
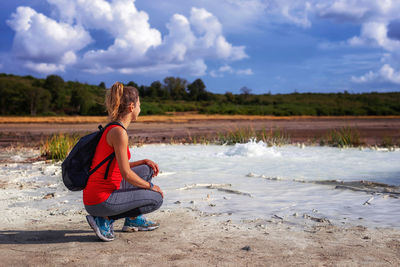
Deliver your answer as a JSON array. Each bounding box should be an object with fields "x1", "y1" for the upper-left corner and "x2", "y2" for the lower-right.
[{"x1": 84, "y1": 81, "x2": 164, "y2": 242}]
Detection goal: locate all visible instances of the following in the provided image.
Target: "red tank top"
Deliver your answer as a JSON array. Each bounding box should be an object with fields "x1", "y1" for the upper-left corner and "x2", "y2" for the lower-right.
[{"x1": 83, "y1": 125, "x2": 131, "y2": 205}]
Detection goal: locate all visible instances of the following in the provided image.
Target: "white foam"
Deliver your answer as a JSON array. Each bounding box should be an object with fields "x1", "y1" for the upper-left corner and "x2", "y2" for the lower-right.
[
  {"x1": 2, "y1": 142, "x2": 400, "y2": 229},
  {"x1": 131, "y1": 143, "x2": 400, "y2": 228},
  {"x1": 222, "y1": 140, "x2": 281, "y2": 157}
]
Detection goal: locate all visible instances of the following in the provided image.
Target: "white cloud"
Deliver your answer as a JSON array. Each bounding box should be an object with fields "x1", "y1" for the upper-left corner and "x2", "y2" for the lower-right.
[
  {"x1": 316, "y1": 0, "x2": 399, "y2": 22},
  {"x1": 352, "y1": 64, "x2": 400, "y2": 84},
  {"x1": 209, "y1": 70, "x2": 220, "y2": 78},
  {"x1": 312, "y1": 0, "x2": 400, "y2": 52},
  {"x1": 210, "y1": 64, "x2": 253, "y2": 77},
  {"x1": 237, "y1": 68, "x2": 254, "y2": 75},
  {"x1": 313, "y1": 0, "x2": 400, "y2": 84},
  {"x1": 7, "y1": 1, "x2": 248, "y2": 76},
  {"x1": 78, "y1": 5, "x2": 247, "y2": 75},
  {"x1": 136, "y1": 0, "x2": 268, "y2": 32},
  {"x1": 277, "y1": 1, "x2": 312, "y2": 28},
  {"x1": 24, "y1": 61, "x2": 66, "y2": 73},
  {"x1": 6, "y1": 6, "x2": 91, "y2": 73},
  {"x1": 219, "y1": 65, "x2": 234, "y2": 73},
  {"x1": 348, "y1": 22, "x2": 400, "y2": 51},
  {"x1": 157, "y1": 14, "x2": 196, "y2": 62}
]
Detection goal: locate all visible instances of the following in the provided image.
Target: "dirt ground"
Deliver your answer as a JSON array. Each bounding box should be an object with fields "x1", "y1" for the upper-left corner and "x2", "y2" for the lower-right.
[
  {"x1": 1, "y1": 116, "x2": 400, "y2": 147},
  {"x1": 1, "y1": 116, "x2": 400, "y2": 266},
  {"x1": 0, "y1": 208, "x2": 399, "y2": 266}
]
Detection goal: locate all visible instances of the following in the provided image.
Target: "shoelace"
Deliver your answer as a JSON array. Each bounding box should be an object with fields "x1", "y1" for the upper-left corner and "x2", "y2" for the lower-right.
[{"x1": 100, "y1": 218, "x2": 114, "y2": 236}]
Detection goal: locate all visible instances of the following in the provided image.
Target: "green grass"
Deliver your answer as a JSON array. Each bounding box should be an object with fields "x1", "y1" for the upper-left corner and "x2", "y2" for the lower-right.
[
  {"x1": 321, "y1": 127, "x2": 361, "y2": 147},
  {"x1": 40, "y1": 133, "x2": 78, "y2": 161}
]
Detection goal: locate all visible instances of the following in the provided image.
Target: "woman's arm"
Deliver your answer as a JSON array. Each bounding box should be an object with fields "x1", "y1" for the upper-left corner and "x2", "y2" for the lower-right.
[
  {"x1": 107, "y1": 127, "x2": 163, "y2": 197},
  {"x1": 129, "y1": 159, "x2": 159, "y2": 176}
]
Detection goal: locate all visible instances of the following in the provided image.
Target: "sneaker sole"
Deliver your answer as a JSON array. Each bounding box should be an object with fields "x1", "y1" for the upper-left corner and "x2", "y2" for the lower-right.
[
  {"x1": 121, "y1": 225, "x2": 159, "y2": 232},
  {"x1": 86, "y1": 215, "x2": 114, "y2": 242}
]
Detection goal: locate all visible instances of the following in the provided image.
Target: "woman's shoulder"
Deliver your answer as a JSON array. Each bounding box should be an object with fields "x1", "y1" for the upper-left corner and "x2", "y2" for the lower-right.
[{"x1": 106, "y1": 125, "x2": 128, "y2": 145}]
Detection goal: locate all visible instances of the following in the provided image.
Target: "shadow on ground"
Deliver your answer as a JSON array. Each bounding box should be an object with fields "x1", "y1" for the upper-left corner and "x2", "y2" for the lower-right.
[{"x1": 0, "y1": 229, "x2": 98, "y2": 244}]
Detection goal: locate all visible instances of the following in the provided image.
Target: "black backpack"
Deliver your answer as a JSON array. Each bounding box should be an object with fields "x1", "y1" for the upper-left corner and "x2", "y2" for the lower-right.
[{"x1": 61, "y1": 122, "x2": 126, "y2": 191}]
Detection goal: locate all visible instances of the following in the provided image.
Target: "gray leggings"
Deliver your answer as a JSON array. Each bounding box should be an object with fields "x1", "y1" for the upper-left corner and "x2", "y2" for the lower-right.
[{"x1": 84, "y1": 164, "x2": 163, "y2": 220}]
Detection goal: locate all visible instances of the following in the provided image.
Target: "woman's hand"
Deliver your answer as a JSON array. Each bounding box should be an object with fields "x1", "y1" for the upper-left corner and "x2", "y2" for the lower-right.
[
  {"x1": 143, "y1": 159, "x2": 159, "y2": 177},
  {"x1": 151, "y1": 184, "x2": 164, "y2": 198}
]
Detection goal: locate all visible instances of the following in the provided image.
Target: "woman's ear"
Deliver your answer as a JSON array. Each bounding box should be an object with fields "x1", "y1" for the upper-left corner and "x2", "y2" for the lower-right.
[{"x1": 129, "y1": 102, "x2": 134, "y2": 112}]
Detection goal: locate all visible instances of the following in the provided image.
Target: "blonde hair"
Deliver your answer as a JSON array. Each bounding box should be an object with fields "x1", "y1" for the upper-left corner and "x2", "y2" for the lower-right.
[{"x1": 106, "y1": 82, "x2": 139, "y2": 121}]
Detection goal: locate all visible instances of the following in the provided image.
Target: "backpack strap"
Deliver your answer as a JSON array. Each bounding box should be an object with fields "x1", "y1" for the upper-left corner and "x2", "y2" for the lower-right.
[
  {"x1": 89, "y1": 121, "x2": 127, "y2": 180},
  {"x1": 103, "y1": 153, "x2": 115, "y2": 180},
  {"x1": 104, "y1": 121, "x2": 127, "y2": 131},
  {"x1": 88, "y1": 152, "x2": 115, "y2": 176}
]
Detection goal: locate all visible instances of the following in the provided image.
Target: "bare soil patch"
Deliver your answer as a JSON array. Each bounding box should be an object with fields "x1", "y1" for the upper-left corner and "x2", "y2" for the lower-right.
[
  {"x1": 0, "y1": 116, "x2": 399, "y2": 147},
  {"x1": 1, "y1": 209, "x2": 399, "y2": 266}
]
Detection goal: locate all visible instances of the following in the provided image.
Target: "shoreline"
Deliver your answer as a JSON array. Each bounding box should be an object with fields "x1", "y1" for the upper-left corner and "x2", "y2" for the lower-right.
[
  {"x1": 1, "y1": 116, "x2": 400, "y2": 148},
  {"x1": 1, "y1": 139, "x2": 399, "y2": 265}
]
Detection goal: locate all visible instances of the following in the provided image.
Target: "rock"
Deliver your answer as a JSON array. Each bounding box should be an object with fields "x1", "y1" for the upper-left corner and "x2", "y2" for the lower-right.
[
  {"x1": 209, "y1": 203, "x2": 216, "y2": 207},
  {"x1": 246, "y1": 172, "x2": 256, "y2": 177},
  {"x1": 43, "y1": 192, "x2": 55, "y2": 199},
  {"x1": 363, "y1": 197, "x2": 374, "y2": 205},
  {"x1": 174, "y1": 200, "x2": 181, "y2": 204},
  {"x1": 241, "y1": 246, "x2": 251, "y2": 251}
]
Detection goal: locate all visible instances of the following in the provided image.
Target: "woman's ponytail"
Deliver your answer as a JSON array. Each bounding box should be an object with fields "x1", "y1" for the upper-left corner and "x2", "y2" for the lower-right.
[
  {"x1": 105, "y1": 81, "x2": 139, "y2": 121},
  {"x1": 106, "y1": 82, "x2": 124, "y2": 121}
]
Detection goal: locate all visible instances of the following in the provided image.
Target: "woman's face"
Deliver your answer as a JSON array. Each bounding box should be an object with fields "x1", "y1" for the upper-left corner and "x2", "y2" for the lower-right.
[{"x1": 131, "y1": 97, "x2": 141, "y2": 121}]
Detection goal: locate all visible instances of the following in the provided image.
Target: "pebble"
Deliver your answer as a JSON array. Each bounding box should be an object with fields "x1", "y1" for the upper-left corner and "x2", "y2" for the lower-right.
[
  {"x1": 43, "y1": 192, "x2": 55, "y2": 199},
  {"x1": 241, "y1": 246, "x2": 251, "y2": 251},
  {"x1": 174, "y1": 201, "x2": 181, "y2": 204}
]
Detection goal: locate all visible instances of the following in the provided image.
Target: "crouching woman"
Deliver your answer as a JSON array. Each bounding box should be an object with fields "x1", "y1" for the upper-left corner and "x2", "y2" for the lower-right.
[{"x1": 84, "y1": 82, "x2": 163, "y2": 242}]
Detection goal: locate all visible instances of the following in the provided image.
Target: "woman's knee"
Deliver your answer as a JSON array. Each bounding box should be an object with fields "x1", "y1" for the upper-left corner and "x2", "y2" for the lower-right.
[{"x1": 131, "y1": 164, "x2": 153, "y2": 181}]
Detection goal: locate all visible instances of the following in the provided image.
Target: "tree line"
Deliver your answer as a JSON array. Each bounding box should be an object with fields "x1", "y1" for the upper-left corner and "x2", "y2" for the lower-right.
[{"x1": 1, "y1": 73, "x2": 400, "y2": 116}]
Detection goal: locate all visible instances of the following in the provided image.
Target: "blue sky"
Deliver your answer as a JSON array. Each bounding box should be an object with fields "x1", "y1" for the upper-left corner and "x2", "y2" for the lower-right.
[{"x1": 1, "y1": 0, "x2": 400, "y2": 94}]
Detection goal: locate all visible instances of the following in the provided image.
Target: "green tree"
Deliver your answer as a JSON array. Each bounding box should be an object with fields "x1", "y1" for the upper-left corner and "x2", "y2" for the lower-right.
[
  {"x1": 163, "y1": 77, "x2": 188, "y2": 100},
  {"x1": 44, "y1": 75, "x2": 66, "y2": 111},
  {"x1": 188, "y1": 78, "x2": 207, "y2": 101},
  {"x1": 149, "y1": 81, "x2": 164, "y2": 98},
  {"x1": 224, "y1": 91, "x2": 234, "y2": 102}
]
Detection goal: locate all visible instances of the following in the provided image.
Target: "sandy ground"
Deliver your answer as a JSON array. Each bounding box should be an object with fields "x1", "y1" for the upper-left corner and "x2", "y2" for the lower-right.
[
  {"x1": 1, "y1": 117, "x2": 400, "y2": 147},
  {"x1": 1, "y1": 208, "x2": 400, "y2": 266},
  {"x1": 1, "y1": 117, "x2": 400, "y2": 266},
  {"x1": 0, "y1": 149, "x2": 399, "y2": 266}
]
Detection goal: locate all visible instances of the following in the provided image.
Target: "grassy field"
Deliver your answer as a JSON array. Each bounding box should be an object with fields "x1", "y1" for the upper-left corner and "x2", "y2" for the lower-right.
[{"x1": 2, "y1": 114, "x2": 400, "y2": 124}]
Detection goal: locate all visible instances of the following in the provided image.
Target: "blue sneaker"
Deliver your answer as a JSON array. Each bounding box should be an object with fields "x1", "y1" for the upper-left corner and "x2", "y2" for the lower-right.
[
  {"x1": 86, "y1": 215, "x2": 115, "y2": 242},
  {"x1": 122, "y1": 215, "x2": 160, "y2": 232}
]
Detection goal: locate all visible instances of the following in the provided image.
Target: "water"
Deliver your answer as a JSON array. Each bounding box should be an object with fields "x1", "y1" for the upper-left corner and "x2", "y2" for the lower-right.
[
  {"x1": 2, "y1": 142, "x2": 399, "y2": 228},
  {"x1": 131, "y1": 142, "x2": 400, "y2": 228}
]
